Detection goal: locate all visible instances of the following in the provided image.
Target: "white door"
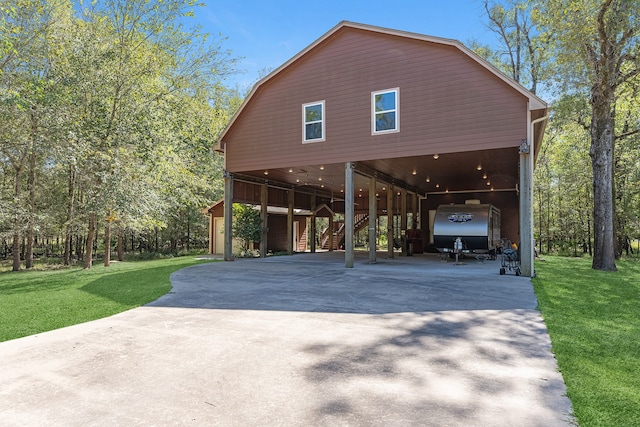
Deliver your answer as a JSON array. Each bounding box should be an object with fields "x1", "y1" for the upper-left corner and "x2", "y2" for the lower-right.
[{"x1": 214, "y1": 217, "x2": 224, "y2": 254}]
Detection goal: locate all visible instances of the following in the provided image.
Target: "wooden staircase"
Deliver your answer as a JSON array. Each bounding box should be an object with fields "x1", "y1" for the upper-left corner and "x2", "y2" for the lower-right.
[{"x1": 334, "y1": 213, "x2": 370, "y2": 249}]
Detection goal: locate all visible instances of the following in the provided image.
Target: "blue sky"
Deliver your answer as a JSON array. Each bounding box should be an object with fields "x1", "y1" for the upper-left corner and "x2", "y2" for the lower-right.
[{"x1": 198, "y1": 1, "x2": 496, "y2": 90}]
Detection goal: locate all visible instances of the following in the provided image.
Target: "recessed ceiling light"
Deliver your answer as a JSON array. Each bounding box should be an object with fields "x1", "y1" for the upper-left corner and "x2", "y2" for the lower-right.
[
  {"x1": 426, "y1": 177, "x2": 430, "y2": 183},
  {"x1": 288, "y1": 168, "x2": 293, "y2": 173},
  {"x1": 477, "y1": 164, "x2": 482, "y2": 171},
  {"x1": 319, "y1": 165, "x2": 324, "y2": 170},
  {"x1": 433, "y1": 154, "x2": 439, "y2": 159},
  {"x1": 264, "y1": 170, "x2": 269, "y2": 175}
]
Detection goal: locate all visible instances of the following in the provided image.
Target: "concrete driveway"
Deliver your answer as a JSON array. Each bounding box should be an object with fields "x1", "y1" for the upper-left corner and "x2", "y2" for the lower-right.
[{"x1": 0, "y1": 252, "x2": 575, "y2": 426}]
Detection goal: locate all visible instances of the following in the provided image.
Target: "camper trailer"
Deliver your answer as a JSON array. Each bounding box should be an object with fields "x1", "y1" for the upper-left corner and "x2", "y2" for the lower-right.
[{"x1": 433, "y1": 203, "x2": 501, "y2": 255}]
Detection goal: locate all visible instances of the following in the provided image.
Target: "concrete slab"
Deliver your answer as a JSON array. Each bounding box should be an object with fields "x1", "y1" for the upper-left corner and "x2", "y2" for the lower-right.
[{"x1": 0, "y1": 252, "x2": 575, "y2": 426}]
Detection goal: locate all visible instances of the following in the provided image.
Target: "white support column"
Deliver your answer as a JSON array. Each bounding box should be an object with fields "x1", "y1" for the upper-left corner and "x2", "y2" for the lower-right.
[
  {"x1": 223, "y1": 172, "x2": 234, "y2": 261},
  {"x1": 260, "y1": 182, "x2": 268, "y2": 258},
  {"x1": 345, "y1": 162, "x2": 355, "y2": 268},
  {"x1": 368, "y1": 176, "x2": 377, "y2": 264}
]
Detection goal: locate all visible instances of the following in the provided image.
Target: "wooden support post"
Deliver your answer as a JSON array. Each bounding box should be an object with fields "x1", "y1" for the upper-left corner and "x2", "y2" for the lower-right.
[
  {"x1": 345, "y1": 162, "x2": 355, "y2": 268},
  {"x1": 368, "y1": 176, "x2": 377, "y2": 264},
  {"x1": 401, "y1": 189, "x2": 407, "y2": 255},
  {"x1": 519, "y1": 137, "x2": 534, "y2": 277},
  {"x1": 260, "y1": 182, "x2": 268, "y2": 258},
  {"x1": 412, "y1": 192, "x2": 419, "y2": 229},
  {"x1": 310, "y1": 193, "x2": 317, "y2": 253},
  {"x1": 287, "y1": 189, "x2": 294, "y2": 255},
  {"x1": 387, "y1": 184, "x2": 394, "y2": 259},
  {"x1": 223, "y1": 172, "x2": 234, "y2": 261},
  {"x1": 328, "y1": 214, "x2": 334, "y2": 252}
]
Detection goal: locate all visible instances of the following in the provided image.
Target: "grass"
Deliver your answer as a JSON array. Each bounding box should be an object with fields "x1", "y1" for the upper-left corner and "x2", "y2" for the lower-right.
[
  {"x1": 0, "y1": 257, "x2": 213, "y2": 342},
  {"x1": 533, "y1": 256, "x2": 640, "y2": 427}
]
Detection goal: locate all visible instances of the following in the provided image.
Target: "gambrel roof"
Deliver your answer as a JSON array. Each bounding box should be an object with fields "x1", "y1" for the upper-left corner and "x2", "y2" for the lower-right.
[{"x1": 215, "y1": 21, "x2": 546, "y2": 153}]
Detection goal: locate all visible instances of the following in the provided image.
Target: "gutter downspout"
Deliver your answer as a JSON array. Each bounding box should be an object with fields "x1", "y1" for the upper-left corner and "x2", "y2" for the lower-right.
[{"x1": 521, "y1": 112, "x2": 549, "y2": 277}]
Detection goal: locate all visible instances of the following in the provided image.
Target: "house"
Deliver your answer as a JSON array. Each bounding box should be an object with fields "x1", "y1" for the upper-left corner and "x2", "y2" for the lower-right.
[{"x1": 213, "y1": 21, "x2": 547, "y2": 276}]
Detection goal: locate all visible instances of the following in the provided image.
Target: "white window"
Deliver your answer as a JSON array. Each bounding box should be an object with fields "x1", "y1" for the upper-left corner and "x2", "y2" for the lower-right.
[
  {"x1": 303, "y1": 101, "x2": 325, "y2": 143},
  {"x1": 372, "y1": 88, "x2": 399, "y2": 134}
]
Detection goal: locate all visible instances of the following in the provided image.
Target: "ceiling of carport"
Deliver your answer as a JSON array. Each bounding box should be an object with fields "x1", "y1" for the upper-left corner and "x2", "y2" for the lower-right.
[{"x1": 238, "y1": 147, "x2": 520, "y2": 204}]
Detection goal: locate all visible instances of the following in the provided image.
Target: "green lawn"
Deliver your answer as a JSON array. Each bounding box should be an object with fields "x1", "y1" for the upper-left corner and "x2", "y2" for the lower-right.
[
  {"x1": 533, "y1": 256, "x2": 640, "y2": 427},
  {"x1": 0, "y1": 257, "x2": 213, "y2": 342}
]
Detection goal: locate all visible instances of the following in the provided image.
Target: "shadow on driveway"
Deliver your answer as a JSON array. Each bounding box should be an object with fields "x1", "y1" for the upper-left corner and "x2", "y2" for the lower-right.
[{"x1": 0, "y1": 252, "x2": 576, "y2": 426}]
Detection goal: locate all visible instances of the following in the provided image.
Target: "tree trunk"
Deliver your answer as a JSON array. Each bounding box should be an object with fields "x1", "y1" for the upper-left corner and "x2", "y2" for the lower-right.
[
  {"x1": 117, "y1": 225, "x2": 124, "y2": 262},
  {"x1": 25, "y1": 146, "x2": 37, "y2": 269},
  {"x1": 84, "y1": 212, "x2": 96, "y2": 269},
  {"x1": 186, "y1": 213, "x2": 190, "y2": 252},
  {"x1": 104, "y1": 220, "x2": 111, "y2": 267},
  {"x1": 64, "y1": 165, "x2": 76, "y2": 265},
  {"x1": 12, "y1": 165, "x2": 24, "y2": 272},
  {"x1": 590, "y1": 85, "x2": 617, "y2": 271}
]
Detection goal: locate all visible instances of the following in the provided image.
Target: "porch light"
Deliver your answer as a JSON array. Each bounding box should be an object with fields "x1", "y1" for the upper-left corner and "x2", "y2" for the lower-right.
[
  {"x1": 320, "y1": 165, "x2": 325, "y2": 170},
  {"x1": 486, "y1": 181, "x2": 491, "y2": 186},
  {"x1": 426, "y1": 177, "x2": 430, "y2": 183},
  {"x1": 482, "y1": 173, "x2": 487, "y2": 179},
  {"x1": 477, "y1": 164, "x2": 482, "y2": 170},
  {"x1": 264, "y1": 170, "x2": 269, "y2": 175},
  {"x1": 436, "y1": 184, "x2": 440, "y2": 188},
  {"x1": 433, "y1": 154, "x2": 439, "y2": 159},
  {"x1": 318, "y1": 177, "x2": 322, "y2": 181},
  {"x1": 296, "y1": 178, "x2": 300, "y2": 183},
  {"x1": 288, "y1": 168, "x2": 293, "y2": 173},
  {"x1": 412, "y1": 169, "x2": 417, "y2": 175}
]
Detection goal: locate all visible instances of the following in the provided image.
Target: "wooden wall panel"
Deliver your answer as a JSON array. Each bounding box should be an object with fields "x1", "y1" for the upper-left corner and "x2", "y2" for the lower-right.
[{"x1": 224, "y1": 27, "x2": 528, "y2": 173}]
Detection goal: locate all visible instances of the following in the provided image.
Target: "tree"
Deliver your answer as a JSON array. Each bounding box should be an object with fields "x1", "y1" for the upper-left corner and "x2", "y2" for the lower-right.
[
  {"x1": 232, "y1": 204, "x2": 262, "y2": 254},
  {"x1": 480, "y1": 0, "x2": 551, "y2": 94},
  {"x1": 537, "y1": 0, "x2": 640, "y2": 271}
]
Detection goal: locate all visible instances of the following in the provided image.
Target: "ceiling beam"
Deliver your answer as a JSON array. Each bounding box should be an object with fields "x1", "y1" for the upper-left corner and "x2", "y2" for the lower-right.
[{"x1": 354, "y1": 162, "x2": 423, "y2": 195}]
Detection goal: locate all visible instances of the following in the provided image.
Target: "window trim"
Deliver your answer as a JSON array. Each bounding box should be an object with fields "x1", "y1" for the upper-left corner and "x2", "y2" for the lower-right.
[
  {"x1": 371, "y1": 88, "x2": 399, "y2": 135},
  {"x1": 302, "y1": 100, "x2": 325, "y2": 143}
]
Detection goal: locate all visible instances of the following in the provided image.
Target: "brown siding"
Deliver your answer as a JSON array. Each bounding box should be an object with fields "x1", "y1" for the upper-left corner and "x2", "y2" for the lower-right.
[
  {"x1": 266, "y1": 215, "x2": 308, "y2": 252},
  {"x1": 266, "y1": 215, "x2": 288, "y2": 252},
  {"x1": 224, "y1": 27, "x2": 528, "y2": 172}
]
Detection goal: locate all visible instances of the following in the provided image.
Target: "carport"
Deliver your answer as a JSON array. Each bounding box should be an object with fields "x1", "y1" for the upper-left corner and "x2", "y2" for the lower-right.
[{"x1": 214, "y1": 21, "x2": 548, "y2": 276}]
